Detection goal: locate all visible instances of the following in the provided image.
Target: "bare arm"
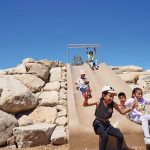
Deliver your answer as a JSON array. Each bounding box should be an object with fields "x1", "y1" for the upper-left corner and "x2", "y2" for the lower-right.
[
  {"x1": 113, "y1": 102, "x2": 132, "y2": 114},
  {"x1": 93, "y1": 47, "x2": 96, "y2": 60},
  {"x1": 124, "y1": 98, "x2": 135, "y2": 106},
  {"x1": 84, "y1": 101, "x2": 99, "y2": 107},
  {"x1": 86, "y1": 47, "x2": 89, "y2": 54}
]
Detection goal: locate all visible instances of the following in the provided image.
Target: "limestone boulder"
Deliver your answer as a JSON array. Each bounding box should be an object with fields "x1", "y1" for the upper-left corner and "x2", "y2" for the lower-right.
[
  {"x1": 140, "y1": 71, "x2": 150, "y2": 76},
  {"x1": 50, "y1": 67, "x2": 61, "y2": 82},
  {"x1": 57, "y1": 109, "x2": 67, "y2": 117},
  {"x1": 37, "y1": 60, "x2": 60, "y2": 68},
  {"x1": 138, "y1": 75, "x2": 150, "y2": 82},
  {"x1": 13, "y1": 123, "x2": 56, "y2": 148},
  {"x1": 25, "y1": 63, "x2": 50, "y2": 81},
  {"x1": 0, "y1": 76, "x2": 38, "y2": 113},
  {"x1": 6, "y1": 67, "x2": 16, "y2": 75},
  {"x1": 51, "y1": 126, "x2": 67, "y2": 145},
  {"x1": 110, "y1": 66, "x2": 123, "y2": 74},
  {"x1": 58, "y1": 100, "x2": 67, "y2": 107},
  {"x1": 15, "y1": 64, "x2": 27, "y2": 74},
  {"x1": 0, "y1": 110, "x2": 18, "y2": 146},
  {"x1": 22, "y1": 58, "x2": 35, "y2": 64},
  {"x1": 119, "y1": 72, "x2": 139, "y2": 83},
  {"x1": 15, "y1": 74, "x2": 45, "y2": 93},
  {"x1": 57, "y1": 105, "x2": 67, "y2": 112},
  {"x1": 7, "y1": 136, "x2": 15, "y2": 146},
  {"x1": 137, "y1": 75, "x2": 150, "y2": 93},
  {"x1": 61, "y1": 72, "x2": 67, "y2": 81},
  {"x1": 59, "y1": 88, "x2": 67, "y2": 94},
  {"x1": 119, "y1": 65, "x2": 143, "y2": 72},
  {"x1": 5, "y1": 145, "x2": 16, "y2": 149},
  {"x1": 109, "y1": 66, "x2": 119, "y2": 70},
  {"x1": 137, "y1": 78, "x2": 147, "y2": 88},
  {"x1": 40, "y1": 91, "x2": 58, "y2": 106},
  {"x1": 28, "y1": 106, "x2": 57, "y2": 123},
  {"x1": 59, "y1": 92, "x2": 67, "y2": 100},
  {"x1": 61, "y1": 82, "x2": 67, "y2": 89},
  {"x1": 61, "y1": 66, "x2": 67, "y2": 72},
  {"x1": 34, "y1": 92, "x2": 42, "y2": 102},
  {"x1": 0, "y1": 70, "x2": 8, "y2": 75},
  {"x1": 43, "y1": 81, "x2": 60, "y2": 91},
  {"x1": 55, "y1": 116, "x2": 67, "y2": 126},
  {"x1": 18, "y1": 115, "x2": 33, "y2": 126}
]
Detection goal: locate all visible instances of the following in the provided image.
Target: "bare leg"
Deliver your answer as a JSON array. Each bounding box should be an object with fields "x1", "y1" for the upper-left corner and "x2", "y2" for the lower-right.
[
  {"x1": 82, "y1": 93, "x2": 88, "y2": 106},
  {"x1": 86, "y1": 87, "x2": 92, "y2": 98},
  {"x1": 141, "y1": 114, "x2": 150, "y2": 137}
]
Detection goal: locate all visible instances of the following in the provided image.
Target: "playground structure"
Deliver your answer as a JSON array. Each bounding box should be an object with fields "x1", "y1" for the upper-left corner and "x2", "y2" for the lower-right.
[
  {"x1": 67, "y1": 63, "x2": 146, "y2": 150},
  {"x1": 67, "y1": 44, "x2": 147, "y2": 149},
  {"x1": 67, "y1": 44, "x2": 102, "y2": 65}
]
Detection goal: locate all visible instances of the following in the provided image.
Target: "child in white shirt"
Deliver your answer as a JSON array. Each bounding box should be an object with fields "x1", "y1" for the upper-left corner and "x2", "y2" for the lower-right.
[
  {"x1": 125, "y1": 87, "x2": 150, "y2": 144},
  {"x1": 76, "y1": 69, "x2": 92, "y2": 106}
]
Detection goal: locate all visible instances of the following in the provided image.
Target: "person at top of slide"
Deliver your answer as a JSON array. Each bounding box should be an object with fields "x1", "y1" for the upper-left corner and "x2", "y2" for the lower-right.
[{"x1": 86, "y1": 47, "x2": 99, "y2": 70}]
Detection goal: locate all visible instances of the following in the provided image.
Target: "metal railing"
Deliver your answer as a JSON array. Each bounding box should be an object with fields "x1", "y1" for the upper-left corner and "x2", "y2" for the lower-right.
[{"x1": 67, "y1": 44, "x2": 102, "y2": 63}]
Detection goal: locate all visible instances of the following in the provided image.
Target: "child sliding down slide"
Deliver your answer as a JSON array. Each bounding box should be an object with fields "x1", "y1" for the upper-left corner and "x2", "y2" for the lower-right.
[{"x1": 76, "y1": 69, "x2": 92, "y2": 106}]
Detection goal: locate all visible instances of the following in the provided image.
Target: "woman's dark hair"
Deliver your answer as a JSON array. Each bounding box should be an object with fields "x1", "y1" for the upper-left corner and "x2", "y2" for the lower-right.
[
  {"x1": 118, "y1": 92, "x2": 126, "y2": 98},
  {"x1": 101, "y1": 91, "x2": 109, "y2": 101},
  {"x1": 89, "y1": 51, "x2": 93, "y2": 55},
  {"x1": 132, "y1": 87, "x2": 142, "y2": 98},
  {"x1": 102, "y1": 91, "x2": 109, "y2": 96}
]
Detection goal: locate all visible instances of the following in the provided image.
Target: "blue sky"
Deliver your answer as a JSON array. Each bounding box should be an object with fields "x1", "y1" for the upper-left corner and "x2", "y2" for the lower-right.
[{"x1": 0, "y1": 0, "x2": 150, "y2": 70}]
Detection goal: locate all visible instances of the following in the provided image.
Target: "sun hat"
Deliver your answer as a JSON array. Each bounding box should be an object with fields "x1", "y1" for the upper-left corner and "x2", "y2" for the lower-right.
[
  {"x1": 80, "y1": 69, "x2": 86, "y2": 75},
  {"x1": 102, "y1": 85, "x2": 117, "y2": 95}
]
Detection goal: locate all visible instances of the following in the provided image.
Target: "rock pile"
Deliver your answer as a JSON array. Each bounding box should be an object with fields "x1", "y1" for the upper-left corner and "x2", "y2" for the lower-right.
[
  {"x1": 111, "y1": 65, "x2": 150, "y2": 96},
  {"x1": 0, "y1": 58, "x2": 68, "y2": 148}
]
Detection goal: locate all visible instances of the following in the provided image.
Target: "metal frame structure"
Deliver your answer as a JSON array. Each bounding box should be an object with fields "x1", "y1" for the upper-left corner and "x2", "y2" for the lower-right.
[{"x1": 67, "y1": 44, "x2": 102, "y2": 63}]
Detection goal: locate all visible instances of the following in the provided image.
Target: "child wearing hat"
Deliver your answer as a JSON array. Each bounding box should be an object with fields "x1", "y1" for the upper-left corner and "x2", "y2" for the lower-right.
[
  {"x1": 92, "y1": 85, "x2": 136, "y2": 150},
  {"x1": 76, "y1": 69, "x2": 92, "y2": 106}
]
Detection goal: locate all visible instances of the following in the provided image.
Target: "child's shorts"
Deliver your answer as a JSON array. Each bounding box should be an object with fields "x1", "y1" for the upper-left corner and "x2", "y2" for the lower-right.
[
  {"x1": 79, "y1": 85, "x2": 88, "y2": 94},
  {"x1": 80, "y1": 87, "x2": 86, "y2": 94}
]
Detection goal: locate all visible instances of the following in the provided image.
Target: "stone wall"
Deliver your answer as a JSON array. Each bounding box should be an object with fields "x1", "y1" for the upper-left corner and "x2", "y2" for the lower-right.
[
  {"x1": 111, "y1": 65, "x2": 150, "y2": 94},
  {"x1": 0, "y1": 58, "x2": 68, "y2": 148}
]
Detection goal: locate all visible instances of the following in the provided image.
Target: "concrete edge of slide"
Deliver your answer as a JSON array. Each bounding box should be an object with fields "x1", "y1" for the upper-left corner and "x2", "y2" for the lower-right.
[{"x1": 67, "y1": 64, "x2": 80, "y2": 150}]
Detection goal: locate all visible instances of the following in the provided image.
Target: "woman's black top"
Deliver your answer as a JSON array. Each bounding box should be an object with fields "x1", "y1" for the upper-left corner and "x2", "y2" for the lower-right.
[{"x1": 95, "y1": 98, "x2": 114, "y2": 119}]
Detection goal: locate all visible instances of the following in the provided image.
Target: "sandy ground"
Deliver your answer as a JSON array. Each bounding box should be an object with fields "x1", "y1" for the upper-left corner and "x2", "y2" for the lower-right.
[
  {"x1": 0, "y1": 144, "x2": 148, "y2": 150},
  {"x1": 0, "y1": 144, "x2": 69, "y2": 150}
]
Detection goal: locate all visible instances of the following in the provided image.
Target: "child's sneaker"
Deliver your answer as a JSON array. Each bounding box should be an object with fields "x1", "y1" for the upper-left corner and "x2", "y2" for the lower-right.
[
  {"x1": 95, "y1": 66, "x2": 99, "y2": 70},
  {"x1": 144, "y1": 137, "x2": 150, "y2": 144}
]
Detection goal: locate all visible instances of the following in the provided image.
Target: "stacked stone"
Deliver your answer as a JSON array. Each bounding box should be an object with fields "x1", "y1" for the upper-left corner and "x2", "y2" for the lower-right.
[
  {"x1": 0, "y1": 58, "x2": 68, "y2": 148},
  {"x1": 111, "y1": 65, "x2": 150, "y2": 96}
]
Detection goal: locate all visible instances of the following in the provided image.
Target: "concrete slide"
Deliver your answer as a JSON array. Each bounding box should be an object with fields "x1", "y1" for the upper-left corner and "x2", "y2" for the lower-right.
[{"x1": 67, "y1": 63, "x2": 146, "y2": 150}]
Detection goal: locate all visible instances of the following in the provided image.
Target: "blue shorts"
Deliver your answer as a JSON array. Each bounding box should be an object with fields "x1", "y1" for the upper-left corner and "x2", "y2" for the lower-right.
[{"x1": 80, "y1": 87, "x2": 87, "y2": 94}]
